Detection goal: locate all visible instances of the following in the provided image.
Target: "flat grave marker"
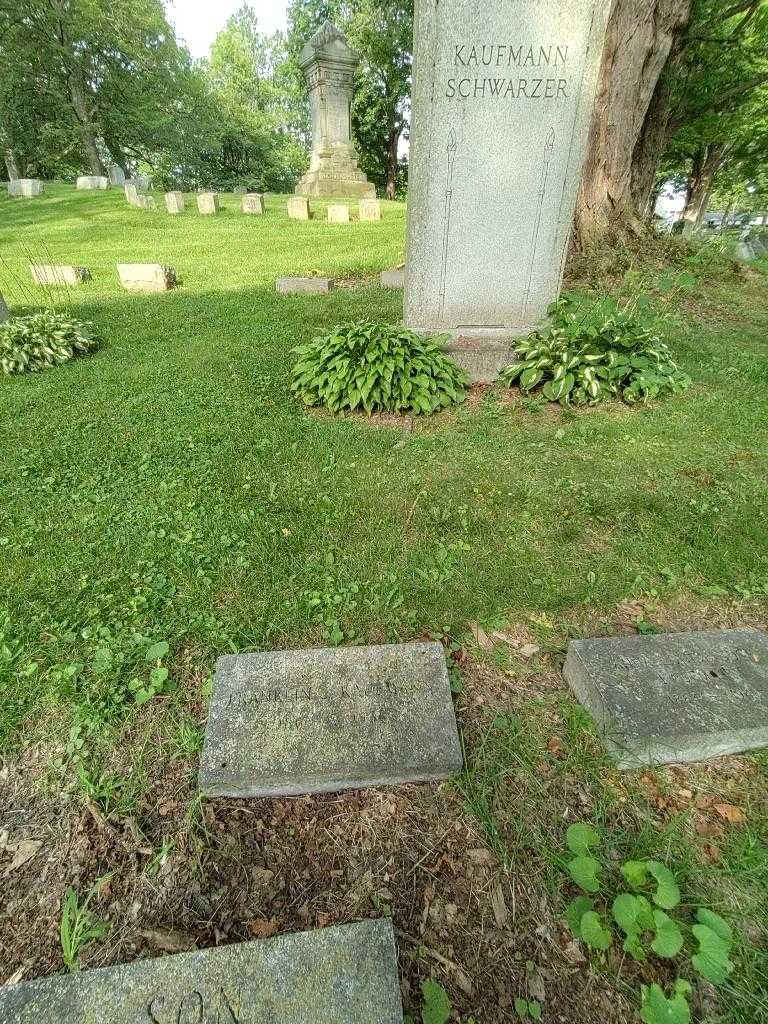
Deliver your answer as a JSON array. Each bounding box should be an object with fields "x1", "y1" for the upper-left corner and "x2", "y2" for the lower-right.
[
  {"x1": 117, "y1": 264, "x2": 177, "y2": 293},
  {"x1": 76, "y1": 175, "x2": 110, "y2": 190},
  {"x1": 8, "y1": 179, "x2": 42, "y2": 198},
  {"x1": 199, "y1": 641, "x2": 462, "y2": 797},
  {"x1": 276, "y1": 276, "x2": 333, "y2": 295},
  {"x1": 564, "y1": 628, "x2": 768, "y2": 768},
  {"x1": 30, "y1": 264, "x2": 91, "y2": 287},
  {"x1": 0, "y1": 920, "x2": 404, "y2": 1023}
]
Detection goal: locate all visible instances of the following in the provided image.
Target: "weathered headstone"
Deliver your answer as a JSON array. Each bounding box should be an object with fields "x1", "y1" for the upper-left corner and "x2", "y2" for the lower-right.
[
  {"x1": 381, "y1": 268, "x2": 405, "y2": 289},
  {"x1": 233, "y1": 185, "x2": 248, "y2": 194},
  {"x1": 328, "y1": 203, "x2": 350, "y2": 223},
  {"x1": 165, "y1": 192, "x2": 185, "y2": 214},
  {"x1": 564, "y1": 628, "x2": 768, "y2": 768},
  {"x1": 198, "y1": 192, "x2": 219, "y2": 215},
  {"x1": 136, "y1": 195, "x2": 157, "y2": 211},
  {"x1": 288, "y1": 196, "x2": 311, "y2": 221},
  {"x1": 108, "y1": 164, "x2": 126, "y2": 186},
  {"x1": 359, "y1": 197, "x2": 382, "y2": 221},
  {"x1": 405, "y1": 0, "x2": 611, "y2": 381},
  {"x1": 134, "y1": 173, "x2": 151, "y2": 191},
  {"x1": 0, "y1": 292, "x2": 8, "y2": 323},
  {"x1": 117, "y1": 264, "x2": 177, "y2": 293},
  {"x1": 124, "y1": 182, "x2": 139, "y2": 206},
  {"x1": 76, "y1": 175, "x2": 110, "y2": 190},
  {"x1": 736, "y1": 241, "x2": 757, "y2": 262},
  {"x1": 276, "y1": 276, "x2": 334, "y2": 295},
  {"x1": 30, "y1": 264, "x2": 92, "y2": 286},
  {"x1": 0, "y1": 920, "x2": 404, "y2": 1023},
  {"x1": 8, "y1": 178, "x2": 42, "y2": 198},
  {"x1": 199, "y1": 642, "x2": 463, "y2": 797},
  {"x1": 295, "y1": 22, "x2": 376, "y2": 199},
  {"x1": 242, "y1": 193, "x2": 266, "y2": 215}
]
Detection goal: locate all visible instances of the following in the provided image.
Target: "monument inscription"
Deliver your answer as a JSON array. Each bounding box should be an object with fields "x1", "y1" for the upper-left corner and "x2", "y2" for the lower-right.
[
  {"x1": 0, "y1": 921, "x2": 404, "y2": 1023},
  {"x1": 565, "y1": 628, "x2": 768, "y2": 768},
  {"x1": 199, "y1": 642, "x2": 462, "y2": 797},
  {"x1": 405, "y1": 1, "x2": 611, "y2": 377}
]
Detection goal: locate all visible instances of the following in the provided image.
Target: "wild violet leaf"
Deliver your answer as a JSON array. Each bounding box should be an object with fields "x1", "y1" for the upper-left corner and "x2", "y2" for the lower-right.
[
  {"x1": 568, "y1": 856, "x2": 601, "y2": 894},
  {"x1": 579, "y1": 911, "x2": 612, "y2": 951},
  {"x1": 566, "y1": 823, "x2": 601, "y2": 856}
]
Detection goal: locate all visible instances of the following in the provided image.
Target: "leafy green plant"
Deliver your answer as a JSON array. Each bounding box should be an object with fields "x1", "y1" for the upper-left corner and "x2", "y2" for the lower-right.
[
  {"x1": 404, "y1": 980, "x2": 477, "y2": 1024},
  {"x1": 0, "y1": 309, "x2": 101, "y2": 374},
  {"x1": 562, "y1": 822, "x2": 736, "y2": 1023},
  {"x1": 501, "y1": 294, "x2": 690, "y2": 406},
  {"x1": 291, "y1": 320, "x2": 468, "y2": 415},
  {"x1": 60, "y1": 884, "x2": 108, "y2": 971}
]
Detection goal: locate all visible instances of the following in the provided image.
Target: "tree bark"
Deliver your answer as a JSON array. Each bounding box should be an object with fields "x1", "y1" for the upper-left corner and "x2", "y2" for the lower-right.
[
  {"x1": 681, "y1": 143, "x2": 728, "y2": 234},
  {"x1": 573, "y1": 0, "x2": 692, "y2": 249},
  {"x1": 3, "y1": 147, "x2": 21, "y2": 180},
  {"x1": 385, "y1": 125, "x2": 399, "y2": 200},
  {"x1": 68, "y1": 67, "x2": 104, "y2": 176}
]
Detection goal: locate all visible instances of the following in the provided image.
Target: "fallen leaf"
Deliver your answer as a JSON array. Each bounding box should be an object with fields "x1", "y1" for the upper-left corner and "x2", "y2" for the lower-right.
[
  {"x1": 706, "y1": 845, "x2": 721, "y2": 862},
  {"x1": 468, "y1": 848, "x2": 496, "y2": 867},
  {"x1": 547, "y1": 736, "x2": 564, "y2": 755},
  {"x1": 247, "y1": 918, "x2": 280, "y2": 939},
  {"x1": 4, "y1": 966, "x2": 26, "y2": 985},
  {"x1": 138, "y1": 928, "x2": 197, "y2": 953},
  {"x1": 4, "y1": 840, "x2": 42, "y2": 875},
  {"x1": 519, "y1": 643, "x2": 541, "y2": 658},
  {"x1": 713, "y1": 803, "x2": 746, "y2": 824},
  {"x1": 491, "y1": 883, "x2": 509, "y2": 928},
  {"x1": 678, "y1": 788, "x2": 694, "y2": 800}
]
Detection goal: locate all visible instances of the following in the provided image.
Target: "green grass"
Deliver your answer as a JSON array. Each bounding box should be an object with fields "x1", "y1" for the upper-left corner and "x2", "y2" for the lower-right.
[
  {"x1": 1, "y1": 183, "x2": 768, "y2": 746},
  {"x1": 2, "y1": 183, "x2": 767, "y2": 1020}
]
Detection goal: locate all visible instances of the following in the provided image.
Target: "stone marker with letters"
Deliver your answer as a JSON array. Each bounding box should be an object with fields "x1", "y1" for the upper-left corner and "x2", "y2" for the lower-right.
[
  {"x1": 276, "y1": 276, "x2": 333, "y2": 295},
  {"x1": 117, "y1": 264, "x2": 177, "y2": 293},
  {"x1": 199, "y1": 642, "x2": 462, "y2": 797},
  {"x1": 295, "y1": 22, "x2": 376, "y2": 199},
  {"x1": 8, "y1": 178, "x2": 42, "y2": 198},
  {"x1": 0, "y1": 920, "x2": 404, "y2": 1024},
  {"x1": 76, "y1": 175, "x2": 110, "y2": 190},
  {"x1": 360, "y1": 197, "x2": 382, "y2": 221},
  {"x1": 30, "y1": 265, "x2": 91, "y2": 286},
  {"x1": 564, "y1": 628, "x2": 768, "y2": 768},
  {"x1": 165, "y1": 192, "x2": 185, "y2": 214},
  {"x1": 242, "y1": 193, "x2": 266, "y2": 214},
  {"x1": 405, "y1": 0, "x2": 611, "y2": 380},
  {"x1": 287, "y1": 196, "x2": 311, "y2": 220},
  {"x1": 197, "y1": 192, "x2": 219, "y2": 215},
  {"x1": 328, "y1": 203, "x2": 350, "y2": 223}
]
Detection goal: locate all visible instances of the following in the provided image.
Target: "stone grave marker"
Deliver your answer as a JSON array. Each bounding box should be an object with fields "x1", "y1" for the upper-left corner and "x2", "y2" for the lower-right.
[
  {"x1": 405, "y1": 0, "x2": 611, "y2": 380},
  {"x1": 381, "y1": 268, "x2": 405, "y2": 289},
  {"x1": 199, "y1": 642, "x2": 463, "y2": 797},
  {"x1": 124, "y1": 182, "x2": 139, "y2": 206},
  {"x1": 242, "y1": 193, "x2": 266, "y2": 215},
  {"x1": 76, "y1": 175, "x2": 110, "y2": 190},
  {"x1": 564, "y1": 628, "x2": 768, "y2": 768},
  {"x1": 165, "y1": 192, "x2": 185, "y2": 214},
  {"x1": 0, "y1": 920, "x2": 404, "y2": 1023},
  {"x1": 276, "y1": 277, "x2": 333, "y2": 294},
  {"x1": 288, "y1": 196, "x2": 311, "y2": 221},
  {"x1": 295, "y1": 22, "x2": 375, "y2": 199},
  {"x1": 117, "y1": 264, "x2": 177, "y2": 293},
  {"x1": 233, "y1": 185, "x2": 248, "y2": 194},
  {"x1": 328, "y1": 203, "x2": 351, "y2": 223},
  {"x1": 8, "y1": 179, "x2": 42, "y2": 198},
  {"x1": 136, "y1": 195, "x2": 157, "y2": 210},
  {"x1": 197, "y1": 192, "x2": 219, "y2": 215},
  {"x1": 31, "y1": 265, "x2": 92, "y2": 286},
  {"x1": 108, "y1": 164, "x2": 126, "y2": 186},
  {"x1": 360, "y1": 197, "x2": 382, "y2": 221},
  {"x1": 0, "y1": 292, "x2": 8, "y2": 323}
]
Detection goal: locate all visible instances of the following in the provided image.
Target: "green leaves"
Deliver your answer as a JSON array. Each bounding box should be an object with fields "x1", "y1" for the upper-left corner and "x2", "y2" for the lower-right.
[
  {"x1": 692, "y1": 910, "x2": 735, "y2": 985},
  {"x1": 1, "y1": 311, "x2": 101, "y2": 375},
  {"x1": 566, "y1": 823, "x2": 601, "y2": 856},
  {"x1": 419, "y1": 980, "x2": 452, "y2": 1024},
  {"x1": 580, "y1": 911, "x2": 613, "y2": 950},
  {"x1": 621, "y1": 860, "x2": 680, "y2": 909},
  {"x1": 291, "y1": 321, "x2": 468, "y2": 416},
  {"x1": 568, "y1": 855, "x2": 601, "y2": 893},
  {"x1": 640, "y1": 981, "x2": 692, "y2": 1024},
  {"x1": 651, "y1": 911, "x2": 684, "y2": 959}
]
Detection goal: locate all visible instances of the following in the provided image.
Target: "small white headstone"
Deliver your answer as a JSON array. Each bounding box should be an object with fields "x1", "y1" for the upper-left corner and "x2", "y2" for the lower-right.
[
  {"x1": 165, "y1": 192, "x2": 185, "y2": 214},
  {"x1": 124, "y1": 182, "x2": 139, "y2": 206},
  {"x1": 30, "y1": 265, "x2": 92, "y2": 286},
  {"x1": 287, "y1": 196, "x2": 311, "y2": 221},
  {"x1": 242, "y1": 193, "x2": 266, "y2": 215},
  {"x1": 108, "y1": 164, "x2": 126, "y2": 186},
  {"x1": 328, "y1": 204, "x2": 351, "y2": 223},
  {"x1": 359, "y1": 198, "x2": 382, "y2": 221},
  {"x1": 8, "y1": 178, "x2": 42, "y2": 198},
  {"x1": 117, "y1": 264, "x2": 177, "y2": 293},
  {"x1": 197, "y1": 192, "x2": 219, "y2": 215},
  {"x1": 76, "y1": 175, "x2": 110, "y2": 190}
]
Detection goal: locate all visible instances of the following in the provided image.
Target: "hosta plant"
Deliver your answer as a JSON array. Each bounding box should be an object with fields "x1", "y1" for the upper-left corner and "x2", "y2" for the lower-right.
[
  {"x1": 562, "y1": 823, "x2": 736, "y2": 1024},
  {"x1": 0, "y1": 310, "x2": 101, "y2": 375},
  {"x1": 501, "y1": 294, "x2": 690, "y2": 406},
  {"x1": 291, "y1": 320, "x2": 468, "y2": 415}
]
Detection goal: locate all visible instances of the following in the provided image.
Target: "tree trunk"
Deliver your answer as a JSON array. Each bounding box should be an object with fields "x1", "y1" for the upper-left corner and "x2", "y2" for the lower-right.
[
  {"x1": 3, "y1": 148, "x2": 21, "y2": 180},
  {"x1": 573, "y1": 0, "x2": 692, "y2": 249},
  {"x1": 681, "y1": 144, "x2": 727, "y2": 235},
  {"x1": 385, "y1": 126, "x2": 399, "y2": 200},
  {"x1": 68, "y1": 67, "x2": 104, "y2": 176}
]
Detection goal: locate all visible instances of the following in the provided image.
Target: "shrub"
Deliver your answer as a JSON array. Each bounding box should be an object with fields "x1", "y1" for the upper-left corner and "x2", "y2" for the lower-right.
[
  {"x1": 291, "y1": 320, "x2": 469, "y2": 415},
  {"x1": 501, "y1": 294, "x2": 691, "y2": 406},
  {"x1": 0, "y1": 310, "x2": 101, "y2": 375}
]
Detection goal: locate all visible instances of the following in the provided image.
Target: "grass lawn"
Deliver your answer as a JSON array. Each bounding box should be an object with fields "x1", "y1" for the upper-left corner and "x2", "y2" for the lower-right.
[{"x1": 0, "y1": 183, "x2": 766, "y2": 1022}]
